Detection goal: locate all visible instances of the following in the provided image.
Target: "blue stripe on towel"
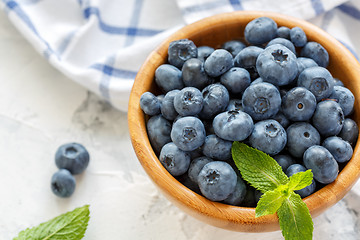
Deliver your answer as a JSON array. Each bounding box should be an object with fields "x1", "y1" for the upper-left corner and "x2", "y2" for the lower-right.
[
  {"x1": 311, "y1": 0, "x2": 325, "y2": 15},
  {"x1": 229, "y1": 0, "x2": 243, "y2": 11},
  {"x1": 338, "y1": 3, "x2": 360, "y2": 20}
]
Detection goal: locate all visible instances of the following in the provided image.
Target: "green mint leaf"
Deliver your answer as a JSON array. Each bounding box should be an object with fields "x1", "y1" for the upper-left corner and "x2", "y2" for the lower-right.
[
  {"x1": 232, "y1": 141, "x2": 289, "y2": 192},
  {"x1": 255, "y1": 184, "x2": 289, "y2": 217},
  {"x1": 14, "y1": 205, "x2": 90, "y2": 240},
  {"x1": 278, "y1": 192, "x2": 313, "y2": 240},
  {"x1": 288, "y1": 170, "x2": 313, "y2": 192}
]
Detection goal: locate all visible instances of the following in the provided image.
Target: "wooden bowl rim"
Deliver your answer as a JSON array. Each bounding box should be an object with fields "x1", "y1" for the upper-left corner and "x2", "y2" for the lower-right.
[{"x1": 128, "y1": 11, "x2": 360, "y2": 232}]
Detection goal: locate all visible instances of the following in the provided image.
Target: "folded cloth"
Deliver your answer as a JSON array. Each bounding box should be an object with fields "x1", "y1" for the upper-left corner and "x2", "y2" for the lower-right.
[{"x1": 1, "y1": 0, "x2": 359, "y2": 111}]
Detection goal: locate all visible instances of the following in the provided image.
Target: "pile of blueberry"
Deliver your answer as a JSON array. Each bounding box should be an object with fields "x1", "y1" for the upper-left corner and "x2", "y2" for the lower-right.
[
  {"x1": 140, "y1": 17, "x2": 358, "y2": 206},
  {"x1": 51, "y1": 143, "x2": 90, "y2": 198}
]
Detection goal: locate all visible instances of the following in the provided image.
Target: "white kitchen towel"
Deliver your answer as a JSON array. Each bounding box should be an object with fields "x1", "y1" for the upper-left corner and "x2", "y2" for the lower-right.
[{"x1": 1, "y1": 0, "x2": 359, "y2": 111}]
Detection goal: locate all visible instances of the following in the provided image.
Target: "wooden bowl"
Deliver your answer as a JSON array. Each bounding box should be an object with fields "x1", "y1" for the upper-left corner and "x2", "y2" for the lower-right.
[{"x1": 128, "y1": 11, "x2": 360, "y2": 232}]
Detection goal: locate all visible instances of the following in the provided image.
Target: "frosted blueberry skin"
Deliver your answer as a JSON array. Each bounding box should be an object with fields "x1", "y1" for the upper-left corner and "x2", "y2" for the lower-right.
[
  {"x1": 244, "y1": 17, "x2": 277, "y2": 45},
  {"x1": 182, "y1": 58, "x2": 213, "y2": 90},
  {"x1": 256, "y1": 44, "x2": 298, "y2": 86},
  {"x1": 155, "y1": 64, "x2": 183, "y2": 93},
  {"x1": 301, "y1": 41, "x2": 329, "y2": 68},
  {"x1": 159, "y1": 142, "x2": 191, "y2": 177},
  {"x1": 198, "y1": 161, "x2": 237, "y2": 202},
  {"x1": 281, "y1": 87, "x2": 317, "y2": 122},
  {"x1": 202, "y1": 134, "x2": 232, "y2": 161},
  {"x1": 285, "y1": 164, "x2": 316, "y2": 198},
  {"x1": 312, "y1": 100, "x2": 344, "y2": 137},
  {"x1": 199, "y1": 83, "x2": 230, "y2": 120},
  {"x1": 161, "y1": 90, "x2": 180, "y2": 121},
  {"x1": 339, "y1": 118, "x2": 359, "y2": 146},
  {"x1": 266, "y1": 38, "x2": 296, "y2": 54},
  {"x1": 329, "y1": 86, "x2": 355, "y2": 116},
  {"x1": 220, "y1": 67, "x2": 251, "y2": 95},
  {"x1": 242, "y1": 82, "x2": 281, "y2": 121},
  {"x1": 234, "y1": 46, "x2": 264, "y2": 79},
  {"x1": 223, "y1": 177, "x2": 247, "y2": 206},
  {"x1": 271, "y1": 111, "x2": 290, "y2": 129},
  {"x1": 226, "y1": 99, "x2": 243, "y2": 112},
  {"x1": 213, "y1": 110, "x2": 254, "y2": 141},
  {"x1": 51, "y1": 169, "x2": 76, "y2": 198},
  {"x1": 249, "y1": 119, "x2": 287, "y2": 155},
  {"x1": 197, "y1": 46, "x2": 215, "y2": 62},
  {"x1": 290, "y1": 27, "x2": 307, "y2": 47},
  {"x1": 168, "y1": 39, "x2": 198, "y2": 68},
  {"x1": 188, "y1": 156, "x2": 213, "y2": 184},
  {"x1": 277, "y1": 26, "x2": 291, "y2": 39},
  {"x1": 273, "y1": 154, "x2": 296, "y2": 172},
  {"x1": 147, "y1": 115, "x2": 172, "y2": 153},
  {"x1": 222, "y1": 40, "x2": 246, "y2": 57},
  {"x1": 140, "y1": 92, "x2": 161, "y2": 116},
  {"x1": 204, "y1": 49, "x2": 234, "y2": 77},
  {"x1": 303, "y1": 145, "x2": 339, "y2": 184},
  {"x1": 55, "y1": 143, "x2": 90, "y2": 175},
  {"x1": 296, "y1": 57, "x2": 318, "y2": 76},
  {"x1": 332, "y1": 78, "x2": 345, "y2": 87},
  {"x1": 174, "y1": 87, "x2": 203, "y2": 116},
  {"x1": 322, "y1": 136, "x2": 353, "y2": 163},
  {"x1": 286, "y1": 122, "x2": 321, "y2": 158},
  {"x1": 297, "y1": 66, "x2": 334, "y2": 102},
  {"x1": 171, "y1": 116, "x2": 206, "y2": 152}
]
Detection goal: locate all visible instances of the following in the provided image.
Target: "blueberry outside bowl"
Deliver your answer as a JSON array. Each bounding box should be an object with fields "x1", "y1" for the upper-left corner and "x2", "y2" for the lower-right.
[{"x1": 128, "y1": 11, "x2": 360, "y2": 232}]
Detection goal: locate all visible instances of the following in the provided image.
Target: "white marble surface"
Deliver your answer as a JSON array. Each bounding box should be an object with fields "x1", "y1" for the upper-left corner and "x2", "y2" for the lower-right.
[{"x1": 1, "y1": 9, "x2": 360, "y2": 240}]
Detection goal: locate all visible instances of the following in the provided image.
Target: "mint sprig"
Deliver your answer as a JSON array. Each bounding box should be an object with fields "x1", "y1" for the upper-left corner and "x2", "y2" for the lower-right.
[
  {"x1": 232, "y1": 142, "x2": 314, "y2": 240},
  {"x1": 14, "y1": 205, "x2": 90, "y2": 240}
]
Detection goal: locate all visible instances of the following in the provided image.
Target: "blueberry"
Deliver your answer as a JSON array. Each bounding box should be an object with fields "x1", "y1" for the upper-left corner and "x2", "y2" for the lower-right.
[
  {"x1": 197, "y1": 46, "x2": 215, "y2": 62},
  {"x1": 198, "y1": 161, "x2": 237, "y2": 201},
  {"x1": 312, "y1": 100, "x2": 344, "y2": 137},
  {"x1": 204, "y1": 49, "x2": 234, "y2": 77},
  {"x1": 199, "y1": 83, "x2": 230, "y2": 119},
  {"x1": 226, "y1": 99, "x2": 243, "y2": 112},
  {"x1": 274, "y1": 154, "x2": 296, "y2": 172},
  {"x1": 159, "y1": 142, "x2": 191, "y2": 176},
  {"x1": 220, "y1": 67, "x2": 251, "y2": 95},
  {"x1": 242, "y1": 82, "x2": 281, "y2": 120},
  {"x1": 301, "y1": 41, "x2": 329, "y2": 68},
  {"x1": 322, "y1": 136, "x2": 353, "y2": 163},
  {"x1": 161, "y1": 90, "x2": 180, "y2": 121},
  {"x1": 332, "y1": 78, "x2": 345, "y2": 87},
  {"x1": 202, "y1": 134, "x2": 232, "y2": 160},
  {"x1": 297, "y1": 66, "x2": 334, "y2": 101},
  {"x1": 168, "y1": 39, "x2": 197, "y2": 68},
  {"x1": 182, "y1": 58, "x2": 213, "y2": 90},
  {"x1": 254, "y1": 189, "x2": 263, "y2": 203},
  {"x1": 303, "y1": 145, "x2": 339, "y2": 184},
  {"x1": 277, "y1": 26, "x2": 290, "y2": 39},
  {"x1": 222, "y1": 40, "x2": 246, "y2": 57},
  {"x1": 234, "y1": 46, "x2": 263, "y2": 79},
  {"x1": 147, "y1": 115, "x2": 172, "y2": 153},
  {"x1": 266, "y1": 38, "x2": 296, "y2": 54},
  {"x1": 223, "y1": 177, "x2": 247, "y2": 206},
  {"x1": 244, "y1": 17, "x2": 277, "y2": 45},
  {"x1": 251, "y1": 77, "x2": 264, "y2": 85},
  {"x1": 176, "y1": 173, "x2": 200, "y2": 194},
  {"x1": 296, "y1": 57, "x2": 318, "y2": 76},
  {"x1": 286, "y1": 164, "x2": 316, "y2": 198},
  {"x1": 281, "y1": 87, "x2": 317, "y2": 121},
  {"x1": 338, "y1": 118, "x2": 359, "y2": 146},
  {"x1": 290, "y1": 27, "x2": 307, "y2": 47},
  {"x1": 51, "y1": 169, "x2": 76, "y2": 198},
  {"x1": 55, "y1": 143, "x2": 90, "y2": 175},
  {"x1": 140, "y1": 92, "x2": 161, "y2": 116},
  {"x1": 213, "y1": 110, "x2": 254, "y2": 141},
  {"x1": 329, "y1": 86, "x2": 355, "y2": 116},
  {"x1": 188, "y1": 156, "x2": 213, "y2": 184},
  {"x1": 174, "y1": 87, "x2": 203, "y2": 116},
  {"x1": 155, "y1": 64, "x2": 184, "y2": 93},
  {"x1": 271, "y1": 111, "x2": 290, "y2": 129},
  {"x1": 286, "y1": 122, "x2": 321, "y2": 158},
  {"x1": 249, "y1": 119, "x2": 287, "y2": 155},
  {"x1": 256, "y1": 44, "x2": 298, "y2": 86},
  {"x1": 171, "y1": 116, "x2": 206, "y2": 151}
]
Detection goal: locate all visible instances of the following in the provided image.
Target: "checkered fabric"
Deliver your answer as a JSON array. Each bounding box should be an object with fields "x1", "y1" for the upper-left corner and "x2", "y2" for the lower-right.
[{"x1": 1, "y1": 0, "x2": 359, "y2": 111}]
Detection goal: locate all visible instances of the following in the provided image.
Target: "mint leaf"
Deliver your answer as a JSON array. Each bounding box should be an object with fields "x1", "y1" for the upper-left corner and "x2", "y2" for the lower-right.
[
  {"x1": 288, "y1": 170, "x2": 313, "y2": 192},
  {"x1": 277, "y1": 192, "x2": 313, "y2": 240},
  {"x1": 255, "y1": 185, "x2": 289, "y2": 217},
  {"x1": 232, "y1": 142, "x2": 289, "y2": 192},
  {"x1": 14, "y1": 205, "x2": 90, "y2": 240}
]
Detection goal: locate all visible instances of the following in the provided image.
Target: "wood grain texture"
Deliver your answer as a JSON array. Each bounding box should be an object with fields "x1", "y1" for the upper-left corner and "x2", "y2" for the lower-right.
[{"x1": 128, "y1": 11, "x2": 360, "y2": 232}]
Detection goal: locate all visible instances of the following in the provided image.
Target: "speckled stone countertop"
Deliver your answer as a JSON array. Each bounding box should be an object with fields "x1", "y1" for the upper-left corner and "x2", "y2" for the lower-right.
[{"x1": 1, "y1": 10, "x2": 360, "y2": 240}]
